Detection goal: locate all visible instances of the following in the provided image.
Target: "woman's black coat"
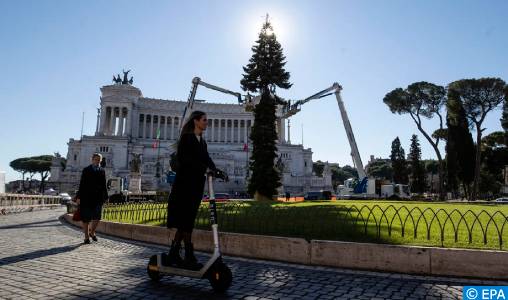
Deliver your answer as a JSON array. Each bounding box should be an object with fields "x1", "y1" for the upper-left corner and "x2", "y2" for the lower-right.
[
  {"x1": 76, "y1": 165, "x2": 108, "y2": 207},
  {"x1": 167, "y1": 133, "x2": 216, "y2": 231}
]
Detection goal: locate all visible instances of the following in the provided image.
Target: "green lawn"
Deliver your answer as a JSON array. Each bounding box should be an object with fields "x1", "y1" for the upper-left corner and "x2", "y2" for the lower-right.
[{"x1": 102, "y1": 200, "x2": 508, "y2": 251}]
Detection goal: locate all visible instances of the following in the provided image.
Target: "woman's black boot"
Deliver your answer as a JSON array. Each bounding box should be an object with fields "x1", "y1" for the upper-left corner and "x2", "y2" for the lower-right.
[
  {"x1": 183, "y1": 242, "x2": 203, "y2": 270},
  {"x1": 165, "y1": 240, "x2": 183, "y2": 266}
]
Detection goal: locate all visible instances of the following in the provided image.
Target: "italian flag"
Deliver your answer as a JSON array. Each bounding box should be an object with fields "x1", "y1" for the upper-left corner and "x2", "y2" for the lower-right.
[{"x1": 152, "y1": 128, "x2": 160, "y2": 149}]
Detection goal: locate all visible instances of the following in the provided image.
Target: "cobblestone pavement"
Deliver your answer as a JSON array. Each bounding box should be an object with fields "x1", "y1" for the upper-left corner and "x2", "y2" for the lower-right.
[{"x1": 1, "y1": 208, "x2": 506, "y2": 300}]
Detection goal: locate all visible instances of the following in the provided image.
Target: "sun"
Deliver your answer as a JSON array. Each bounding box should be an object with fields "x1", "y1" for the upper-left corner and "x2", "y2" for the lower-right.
[{"x1": 247, "y1": 13, "x2": 290, "y2": 44}]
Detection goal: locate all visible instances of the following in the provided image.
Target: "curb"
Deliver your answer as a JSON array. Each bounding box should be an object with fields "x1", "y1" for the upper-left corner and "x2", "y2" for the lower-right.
[{"x1": 62, "y1": 214, "x2": 508, "y2": 280}]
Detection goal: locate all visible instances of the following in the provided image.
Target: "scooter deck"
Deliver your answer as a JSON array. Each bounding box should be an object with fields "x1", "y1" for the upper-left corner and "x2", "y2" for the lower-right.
[
  {"x1": 155, "y1": 264, "x2": 205, "y2": 278},
  {"x1": 149, "y1": 251, "x2": 221, "y2": 279}
]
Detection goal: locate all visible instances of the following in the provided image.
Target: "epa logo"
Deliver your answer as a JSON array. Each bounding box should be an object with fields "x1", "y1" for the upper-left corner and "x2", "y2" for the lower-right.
[{"x1": 464, "y1": 287, "x2": 507, "y2": 300}]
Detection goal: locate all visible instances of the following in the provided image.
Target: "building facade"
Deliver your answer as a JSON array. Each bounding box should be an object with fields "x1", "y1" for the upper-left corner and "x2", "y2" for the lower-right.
[{"x1": 50, "y1": 81, "x2": 332, "y2": 195}]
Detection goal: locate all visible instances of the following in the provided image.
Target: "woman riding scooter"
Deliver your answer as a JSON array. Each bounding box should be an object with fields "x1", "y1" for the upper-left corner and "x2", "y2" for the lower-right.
[{"x1": 166, "y1": 110, "x2": 222, "y2": 270}]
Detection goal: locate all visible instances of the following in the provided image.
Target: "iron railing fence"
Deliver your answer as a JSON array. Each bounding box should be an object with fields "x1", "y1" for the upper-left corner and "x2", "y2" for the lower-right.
[{"x1": 101, "y1": 202, "x2": 508, "y2": 250}]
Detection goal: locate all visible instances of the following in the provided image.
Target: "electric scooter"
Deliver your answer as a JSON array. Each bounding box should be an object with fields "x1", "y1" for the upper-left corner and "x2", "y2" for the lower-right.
[{"x1": 147, "y1": 170, "x2": 232, "y2": 293}]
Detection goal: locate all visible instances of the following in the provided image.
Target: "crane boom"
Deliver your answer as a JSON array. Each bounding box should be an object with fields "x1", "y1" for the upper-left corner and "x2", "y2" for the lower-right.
[
  {"x1": 281, "y1": 85, "x2": 337, "y2": 118},
  {"x1": 198, "y1": 80, "x2": 242, "y2": 103},
  {"x1": 170, "y1": 77, "x2": 247, "y2": 152},
  {"x1": 180, "y1": 77, "x2": 245, "y2": 132},
  {"x1": 333, "y1": 86, "x2": 367, "y2": 179},
  {"x1": 281, "y1": 83, "x2": 367, "y2": 180}
]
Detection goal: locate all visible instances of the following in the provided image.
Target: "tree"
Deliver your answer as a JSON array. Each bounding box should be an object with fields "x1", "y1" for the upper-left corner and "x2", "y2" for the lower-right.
[
  {"x1": 448, "y1": 78, "x2": 507, "y2": 200},
  {"x1": 408, "y1": 135, "x2": 426, "y2": 194},
  {"x1": 29, "y1": 155, "x2": 53, "y2": 193},
  {"x1": 479, "y1": 131, "x2": 508, "y2": 197},
  {"x1": 425, "y1": 160, "x2": 439, "y2": 194},
  {"x1": 241, "y1": 16, "x2": 292, "y2": 200},
  {"x1": 341, "y1": 165, "x2": 359, "y2": 178},
  {"x1": 247, "y1": 91, "x2": 281, "y2": 198},
  {"x1": 9, "y1": 157, "x2": 30, "y2": 191},
  {"x1": 313, "y1": 161, "x2": 325, "y2": 177},
  {"x1": 501, "y1": 86, "x2": 508, "y2": 145},
  {"x1": 240, "y1": 16, "x2": 292, "y2": 94},
  {"x1": 366, "y1": 160, "x2": 393, "y2": 180},
  {"x1": 482, "y1": 131, "x2": 505, "y2": 148},
  {"x1": 446, "y1": 88, "x2": 476, "y2": 198},
  {"x1": 9, "y1": 155, "x2": 52, "y2": 193},
  {"x1": 390, "y1": 137, "x2": 408, "y2": 184},
  {"x1": 330, "y1": 165, "x2": 358, "y2": 189},
  {"x1": 383, "y1": 82, "x2": 446, "y2": 199}
]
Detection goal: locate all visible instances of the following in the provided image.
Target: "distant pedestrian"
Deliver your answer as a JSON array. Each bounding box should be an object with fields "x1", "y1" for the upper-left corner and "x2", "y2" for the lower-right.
[
  {"x1": 75, "y1": 153, "x2": 108, "y2": 244},
  {"x1": 286, "y1": 191, "x2": 290, "y2": 202}
]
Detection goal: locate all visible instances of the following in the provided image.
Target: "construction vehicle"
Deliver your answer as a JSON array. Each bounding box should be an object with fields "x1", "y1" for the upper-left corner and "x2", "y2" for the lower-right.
[
  {"x1": 282, "y1": 83, "x2": 374, "y2": 198},
  {"x1": 380, "y1": 184, "x2": 410, "y2": 199},
  {"x1": 179, "y1": 78, "x2": 409, "y2": 199},
  {"x1": 282, "y1": 83, "x2": 409, "y2": 199}
]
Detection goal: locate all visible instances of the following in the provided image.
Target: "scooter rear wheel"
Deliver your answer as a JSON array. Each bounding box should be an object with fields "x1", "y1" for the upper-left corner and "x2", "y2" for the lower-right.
[
  {"x1": 208, "y1": 262, "x2": 232, "y2": 293},
  {"x1": 147, "y1": 254, "x2": 162, "y2": 282}
]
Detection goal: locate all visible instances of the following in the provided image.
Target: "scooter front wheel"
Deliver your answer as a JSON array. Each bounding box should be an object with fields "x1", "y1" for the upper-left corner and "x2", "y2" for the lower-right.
[
  {"x1": 208, "y1": 262, "x2": 232, "y2": 293},
  {"x1": 147, "y1": 254, "x2": 162, "y2": 282}
]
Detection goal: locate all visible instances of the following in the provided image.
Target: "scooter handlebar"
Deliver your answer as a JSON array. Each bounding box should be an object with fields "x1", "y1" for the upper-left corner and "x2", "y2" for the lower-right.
[{"x1": 207, "y1": 169, "x2": 229, "y2": 182}]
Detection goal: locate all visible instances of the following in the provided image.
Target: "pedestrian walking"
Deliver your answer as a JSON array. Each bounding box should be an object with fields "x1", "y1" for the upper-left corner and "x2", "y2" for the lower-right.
[{"x1": 75, "y1": 153, "x2": 108, "y2": 244}]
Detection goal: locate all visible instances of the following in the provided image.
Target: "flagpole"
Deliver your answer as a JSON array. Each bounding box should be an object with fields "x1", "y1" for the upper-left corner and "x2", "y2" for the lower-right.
[
  {"x1": 156, "y1": 139, "x2": 161, "y2": 179},
  {"x1": 80, "y1": 111, "x2": 85, "y2": 140},
  {"x1": 155, "y1": 128, "x2": 161, "y2": 179}
]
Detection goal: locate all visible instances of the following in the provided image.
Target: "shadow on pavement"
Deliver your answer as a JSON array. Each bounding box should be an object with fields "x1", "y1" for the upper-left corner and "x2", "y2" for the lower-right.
[
  {"x1": 0, "y1": 244, "x2": 82, "y2": 266},
  {"x1": 64, "y1": 267, "x2": 233, "y2": 300},
  {"x1": 0, "y1": 219, "x2": 60, "y2": 230}
]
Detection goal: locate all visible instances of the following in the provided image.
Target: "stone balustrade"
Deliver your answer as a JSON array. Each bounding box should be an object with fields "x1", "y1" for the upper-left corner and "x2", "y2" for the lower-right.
[{"x1": 0, "y1": 194, "x2": 62, "y2": 207}]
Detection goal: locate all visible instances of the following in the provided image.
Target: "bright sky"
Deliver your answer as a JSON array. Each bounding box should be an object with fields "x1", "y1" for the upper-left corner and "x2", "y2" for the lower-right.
[{"x1": 1, "y1": 0, "x2": 507, "y2": 182}]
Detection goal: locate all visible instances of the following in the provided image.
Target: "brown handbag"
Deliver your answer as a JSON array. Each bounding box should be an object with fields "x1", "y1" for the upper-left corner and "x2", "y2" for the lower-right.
[{"x1": 72, "y1": 206, "x2": 81, "y2": 221}]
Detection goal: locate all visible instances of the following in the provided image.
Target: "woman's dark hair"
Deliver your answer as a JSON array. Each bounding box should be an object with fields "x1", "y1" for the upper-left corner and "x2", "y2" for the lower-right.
[
  {"x1": 180, "y1": 110, "x2": 206, "y2": 137},
  {"x1": 172, "y1": 110, "x2": 206, "y2": 171}
]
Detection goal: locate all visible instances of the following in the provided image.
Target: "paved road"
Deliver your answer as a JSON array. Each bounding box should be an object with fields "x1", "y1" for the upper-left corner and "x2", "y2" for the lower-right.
[{"x1": 1, "y1": 208, "x2": 506, "y2": 299}]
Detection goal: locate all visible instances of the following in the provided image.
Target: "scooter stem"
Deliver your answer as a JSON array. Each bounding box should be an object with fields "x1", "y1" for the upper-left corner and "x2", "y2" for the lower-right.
[{"x1": 207, "y1": 174, "x2": 220, "y2": 252}]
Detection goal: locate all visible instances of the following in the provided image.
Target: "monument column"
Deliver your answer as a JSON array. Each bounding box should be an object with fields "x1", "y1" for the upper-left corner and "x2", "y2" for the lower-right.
[
  {"x1": 125, "y1": 108, "x2": 132, "y2": 137},
  {"x1": 237, "y1": 119, "x2": 241, "y2": 143},
  {"x1": 224, "y1": 119, "x2": 227, "y2": 143},
  {"x1": 164, "y1": 116, "x2": 169, "y2": 140},
  {"x1": 243, "y1": 120, "x2": 247, "y2": 143},
  {"x1": 230, "y1": 119, "x2": 234, "y2": 142},
  {"x1": 228, "y1": 119, "x2": 234, "y2": 142},
  {"x1": 99, "y1": 105, "x2": 107, "y2": 134},
  {"x1": 218, "y1": 119, "x2": 222, "y2": 143},
  {"x1": 227, "y1": 119, "x2": 231, "y2": 142},
  {"x1": 109, "y1": 107, "x2": 115, "y2": 136},
  {"x1": 141, "y1": 114, "x2": 146, "y2": 139},
  {"x1": 287, "y1": 118, "x2": 291, "y2": 144},
  {"x1": 95, "y1": 108, "x2": 100, "y2": 135},
  {"x1": 118, "y1": 107, "x2": 125, "y2": 137},
  {"x1": 170, "y1": 116, "x2": 173, "y2": 140},
  {"x1": 226, "y1": 119, "x2": 230, "y2": 142},
  {"x1": 156, "y1": 115, "x2": 161, "y2": 138},
  {"x1": 160, "y1": 116, "x2": 165, "y2": 140},
  {"x1": 280, "y1": 118, "x2": 286, "y2": 143},
  {"x1": 175, "y1": 117, "x2": 180, "y2": 137},
  {"x1": 170, "y1": 116, "x2": 175, "y2": 140},
  {"x1": 211, "y1": 119, "x2": 215, "y2": 142},
  {"x1": 149, "y1": 114, "x2": 154, "y2": 139}
]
